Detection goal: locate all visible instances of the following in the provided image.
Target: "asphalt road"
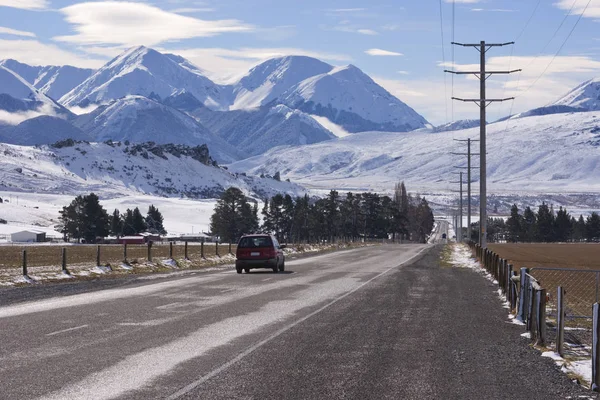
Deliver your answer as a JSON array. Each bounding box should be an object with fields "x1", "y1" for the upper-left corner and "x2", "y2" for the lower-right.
[{"x1": 0, "y1": 239, "x2": 592, "y2": 399}]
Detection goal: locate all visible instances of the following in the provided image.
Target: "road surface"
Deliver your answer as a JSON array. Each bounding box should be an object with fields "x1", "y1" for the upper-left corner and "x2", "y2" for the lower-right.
[{"x1": 0, "y1": 241, "x2": 591, "y2": 399}]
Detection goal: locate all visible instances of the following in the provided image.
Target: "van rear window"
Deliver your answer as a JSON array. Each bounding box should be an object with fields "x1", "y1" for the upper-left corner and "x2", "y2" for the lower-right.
[{"x1": 238, "y1": 236, "x2": 272, "y2": 248}]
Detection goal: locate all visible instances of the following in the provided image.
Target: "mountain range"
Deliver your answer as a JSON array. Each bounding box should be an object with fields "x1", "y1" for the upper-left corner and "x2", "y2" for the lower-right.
[{"x1": 0, "y1": 46, "x2": 429, "y2": 161}]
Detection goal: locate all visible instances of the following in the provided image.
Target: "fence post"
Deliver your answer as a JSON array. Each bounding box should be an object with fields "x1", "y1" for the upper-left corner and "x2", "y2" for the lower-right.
[
  {"x1": 123, "y1": 243, "x2": 127, "y2": 263},
  {"x1": 169, "y1": 242, "x2": 173, "y2": 259},
  {"x1": 22, "y1": 249, "x2": 28, "y2": 278},
  {"x1": 557, "y1": 286, "x2": 565, "y2": 356},
  {"x1": 62, "y1": 247, "x2": 69, "y2": 274},
  {"x1": 592, "y1": 303, "x2": 600, "y2": 392},
  {"x1": 507, "y1": 263, "x2": 513, "y2": 304},
  {"x1": 184, "y1": 241, "x2": 189, "y2": 260},
  {"x1": 229, "y1": 242, "x2": 232, "y2": 255},
  {"x1": 536, "y1": 288, "x2": 547, "y2": 347},
  {"x1": 216, "y1": 241, "x2": 220, "y2": 258},
  {"x1": 147, "y1": 240, "x2": 153, "y2": 262},
  {"x1": 201, "y1": 239, "x2": 205, "y2": 259},
  {"x1": 517, "y1": 268, "x2": 530, "y2": 322},
  {"x1": 529, "y1": 288, "x2": 538, "y2": 341},
  {"x1": 510, "y1": 269, "x2": 518, "y2": 311},
  {"x1": 96, "y1": 245, "x2": 101, "y2": 267}
]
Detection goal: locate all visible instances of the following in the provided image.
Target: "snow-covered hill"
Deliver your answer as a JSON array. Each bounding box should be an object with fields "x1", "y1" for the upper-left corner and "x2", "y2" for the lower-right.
[
  {"x1": 193, "y1": 104, "x2": 335, "y2": 156},
  {"x1": 0, "y1": 59, "x2": 93, "y2": 101},
  {"x1": 0, "y1": 115, "x2": 91, "y2": 145},
  {"x1": 229, "y1": 111, "x2": 600, "y2": 194},
  {"x1": 229, "y1": 56, "x2": 333, "y2": 110},
  {"x1": 0, "y1": 141, "x2": 305, "y2": 200},
  {"x1": 73, "y1": 95, "x2": 240, "y2": 162},
  {"x1": 434, "y1": 119, "x2": 480, "y2": 132},
  {"x1": 0, "y1": 66, "x2": 72, "y2": 119},
  {"x1": 552, "y1": 77, "x2": 600, "y2": 111},
  {"x1": 280, "y1": 65, "x2": 428, "y2": 133},
  {"x1": 59, "y1": 46, "x2": 224, "y2": 109}
]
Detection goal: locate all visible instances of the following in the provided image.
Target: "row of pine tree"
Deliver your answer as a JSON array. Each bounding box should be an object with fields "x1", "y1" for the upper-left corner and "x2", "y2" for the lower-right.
[
  {"x1": 58, "y1": 193, "x2": 166, "y2": 242},
  {"x1": 210, "y1": 183, "x2": 435, "y2": 244}
]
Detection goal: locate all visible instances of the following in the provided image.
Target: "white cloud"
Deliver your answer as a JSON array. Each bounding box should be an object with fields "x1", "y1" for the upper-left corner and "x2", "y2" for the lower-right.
[
  {"x1": 357, "y1": 29, "x2": 378, "y2": 35},
  {"x1": 377, "y1": 54, "x2": 600, "y2": 125},
  {"x1": 555, "y1": 0, "x2": 600, "y2": 19},
  {"x1": 54, "y1": 1, "x2": 253, "y2": 46},
  {"x1": 471, "y1": 8, "x2": 516, "y2": 12},
  {"x1": 0, "y1": 39, "x2": 107, "y2": 68},
  {"x1": 365, "y1": 48, "x2": 403, "y2": 56},
  {"x1": 0, "y1": 26, "x2": 36, "y2": 37},
  {"x1": 0, "y1": 0, "x2": 48, "y2": 10},
  {"x1": 397, "y1": 70, "x2": 410, "y2": 75},
  {"x1": 69, "y1": 104, "x2": 101, "y2": 115},
  {"x1": 163, "y1": 47, "x2": 352, "y2": 84},
  {"x1": 170, "y1": 8, "x2": 215, "y2": 14},
  {"x1": 0, "y1": 103, "x2": 62, "y2": 125}
]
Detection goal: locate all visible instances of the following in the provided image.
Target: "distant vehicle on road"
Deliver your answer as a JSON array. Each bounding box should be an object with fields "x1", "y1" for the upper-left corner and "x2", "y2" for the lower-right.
[{"x1": 236, "y1": 234, "x2": 285, "y2": 274}]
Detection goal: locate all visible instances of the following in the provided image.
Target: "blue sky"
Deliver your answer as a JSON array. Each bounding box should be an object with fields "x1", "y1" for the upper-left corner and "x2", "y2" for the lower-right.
[{"x1": 1, "y1": 0, "x2": 600, "y2": 124}]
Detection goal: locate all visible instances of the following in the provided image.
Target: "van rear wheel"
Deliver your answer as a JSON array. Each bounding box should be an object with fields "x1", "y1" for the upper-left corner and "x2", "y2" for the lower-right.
[{"x1": 236, "y1": 267, "x2": 242, "y2": 274}]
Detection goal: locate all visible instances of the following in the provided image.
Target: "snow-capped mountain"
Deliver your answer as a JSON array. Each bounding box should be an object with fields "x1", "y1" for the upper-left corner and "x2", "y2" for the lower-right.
[
  {"x1": 228, "y1": 111, "x2": 600, "y2": 194},
  {"x1": 280, "y1": 65, "x2": 428, "y2": 132},
  {"x1": 0, "y1": 141, "x2": 306, "y2": 200},
  {"x1": 0, "y1": 65, "x2": 72, "y2": 118},
  {"x1": 59, "y1": 46, "x2": 224, "y2": 109},
  {"x1": 0, "y1": 59, "x2": 93, "y2": 101},
  {"x1": 73, "y1": 95, "x2": 240, "y2": 162},
  {"x1": 194, "y1": 104, "x2": 335, "y2": 157},
  {"x1": 0, "y1": 115, "x2": 91, "y2": 145},
  {"x1": 229, "y1": 56, "x2": 333, "y2": 110},
  {"x1": 552, "y1": 77, "x2": 600, "y2": 111},
  {"x1": 434, "y1": 119, "x2": 480, "y2": 132}
]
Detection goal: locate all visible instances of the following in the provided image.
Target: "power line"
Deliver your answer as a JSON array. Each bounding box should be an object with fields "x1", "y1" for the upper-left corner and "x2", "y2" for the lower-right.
[
  {"x1": 439, "y1": 0, "x2": 449, "y2": 125},
  {"x1": 520, "y1": 0, "x2": 592, "y2": 96}
]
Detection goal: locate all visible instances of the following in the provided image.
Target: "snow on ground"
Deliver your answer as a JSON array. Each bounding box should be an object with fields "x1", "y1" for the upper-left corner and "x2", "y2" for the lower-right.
[
  {"x1": 448, "y1": 242, "x2": 594, "y2": 388},
  {"x1": 0, "y1": 191, "x2": 217, "y2": 237}
]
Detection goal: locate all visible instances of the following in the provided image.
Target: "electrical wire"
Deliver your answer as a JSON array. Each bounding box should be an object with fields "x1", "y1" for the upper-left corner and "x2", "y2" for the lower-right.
[
  {"x1": 439, "y1": 0, "x2": 449, "y2": 125},
  {"x1": 520, "y1": 0, "x2": 592, "y2": 97}
]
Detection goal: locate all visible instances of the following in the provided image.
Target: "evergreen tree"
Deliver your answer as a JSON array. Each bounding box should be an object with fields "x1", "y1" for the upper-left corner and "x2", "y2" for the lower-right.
[
  {"x1": 110, "y1": 209, "x2": 123, "y2": 238},
  {"x1": 587, "y1": 212, "x2": 600, "y2": 242},
  {"x1": 554, "y1": 207, "x2": 572, "y2": 242},
  {"x1": 59, "y1": 193, "x2": 109, "y2": 243},
  {"x1": 573, "y1": 215, "x2": 586, "y2": 242},
  {"x1": 521, "y1": 207, "x2": 536, "y2": 242},
  {"x1": 132, "y1": 207, "x2": 147, "y2": 234},
  {"x1": 122, "y1": 209, "x2": 135, "y2": 236},
  {"x1": 273, "y1": 171, "x2": 281, "y2": 181},
  {"x1": 146, "y1": 205, "x2": 167, "y2": 235},
  {"x1": 535, "y1": 202, "x2": 555, "y2": 242},
  {"x1": 210, "y1": 187, "x2": 258, "y2": 243},
  {"x1": 506, "y1": 204, "x2": 522, "y2": 242}
]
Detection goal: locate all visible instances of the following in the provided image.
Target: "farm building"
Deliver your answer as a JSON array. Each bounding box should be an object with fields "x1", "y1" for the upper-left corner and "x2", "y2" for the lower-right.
[
  {"x1": 11, "y1": 230, "x2": 46, "y2": 243},
  {"x1": 118, "y1": 236, "x2": 145, "y2": 245}
]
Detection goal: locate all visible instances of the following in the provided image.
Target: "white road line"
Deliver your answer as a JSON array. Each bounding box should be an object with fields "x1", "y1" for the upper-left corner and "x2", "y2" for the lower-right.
[
  {"x1": 166, "y1": 245, "x2": 430, "y2": 399},
  {"x1": 46, "y1": 325, "x2": 89, "y2": 337},
  {"x1": 220, "y1": 288, "x2": 235, "y2": 293},
  {"x1": 261, "y1": 278, "x2": 273, "y2": 282}
]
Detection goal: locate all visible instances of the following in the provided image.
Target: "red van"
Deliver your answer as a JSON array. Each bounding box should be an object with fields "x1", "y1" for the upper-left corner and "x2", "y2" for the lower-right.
[{"x1": 235, "y1": 234, "x2": 285, "y2": 274}]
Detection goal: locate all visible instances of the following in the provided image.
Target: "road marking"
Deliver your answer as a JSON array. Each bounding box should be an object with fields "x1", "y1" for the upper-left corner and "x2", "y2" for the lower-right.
[
  {"x1": 166, "y1": 245, "x2": 430, "y2": 399},
  {"x1": 46, "y1": 325, "x2": 89, "y2": 337},
  {"x1": 220, "y1": 288, "x2": 235, "y2": 293},
  {"x1": 261, "y1": 278, "x2": 273, "y2": 282}
]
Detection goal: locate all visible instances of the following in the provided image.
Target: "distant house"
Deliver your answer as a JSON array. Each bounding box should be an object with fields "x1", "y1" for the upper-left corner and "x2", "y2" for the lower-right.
[
  {"x1": 11, "y1": 230, "x2": 46, "y2": 243},
  {"x1": 139, "y1": 232, "x2": 161, "y2": 243},
  {"x1": 118, "y1": 236, "x2": 145, "y2": 245}
]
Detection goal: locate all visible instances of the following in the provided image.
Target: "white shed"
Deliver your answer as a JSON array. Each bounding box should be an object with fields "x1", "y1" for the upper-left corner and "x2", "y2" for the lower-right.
[{"x1": 11, "y1": 230, "x2": 46, "y2": 243}]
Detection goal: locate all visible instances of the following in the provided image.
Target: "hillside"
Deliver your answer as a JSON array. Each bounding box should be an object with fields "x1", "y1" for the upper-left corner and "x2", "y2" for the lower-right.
[
  {"x1": 0, "y1": 140, "x2": 305, "y2": 200},
  {"x1": 229, "y1": 111, "x2": 600, "y2": 194}
]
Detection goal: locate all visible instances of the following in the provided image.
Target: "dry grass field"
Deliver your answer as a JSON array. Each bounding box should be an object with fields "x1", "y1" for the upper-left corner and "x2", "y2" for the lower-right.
[
  {"x1": 0, "y1": 243, "x2": 236, "y2": 269},
  {"x1": 488, "y1": 243, "x2": 600, "y2": 321}
]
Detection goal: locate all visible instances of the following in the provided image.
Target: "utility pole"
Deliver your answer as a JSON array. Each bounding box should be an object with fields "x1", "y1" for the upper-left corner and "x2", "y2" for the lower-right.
[
  {"x1": 445, "y1": 41, "x2": 520, "y2": 248},
  {"x1": 450, "y1": 172, "x2": 467, "y2": 242},
  {"x1": 453, "y1": 138, "x2": 479, "y2": 242}
]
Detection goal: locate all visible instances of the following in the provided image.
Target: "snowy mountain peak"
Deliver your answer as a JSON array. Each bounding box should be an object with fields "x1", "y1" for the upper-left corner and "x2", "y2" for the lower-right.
[
  {"x1": 59, "y1": 46, "x2": 223, "y2": 110},
  {"x1": 230, "y1": 55, "x2": 333, "y2": 110},
  {"x1": 552, "y1": 77, "x2": 600, "y2": 111},
  {"x1": 280, "y1": 63, "x2": 429, "y2": 133}
]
